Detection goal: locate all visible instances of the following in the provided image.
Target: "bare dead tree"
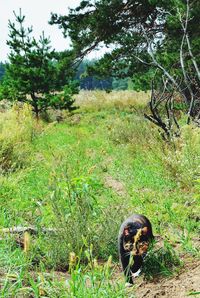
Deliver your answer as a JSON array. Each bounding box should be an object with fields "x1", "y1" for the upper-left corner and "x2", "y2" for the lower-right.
[
  {"x1": 144, "y1": 79, "x2": 180, "y2": 140},
  {"x1": 142, "y1": 0, "x2": 200, "y2": 139},
  {"x1": 178, "y1": 0, "x2": 200, "y2": 124}
]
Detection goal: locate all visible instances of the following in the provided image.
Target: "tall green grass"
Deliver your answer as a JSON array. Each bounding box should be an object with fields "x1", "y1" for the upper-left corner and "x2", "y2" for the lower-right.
[
  {"x1": 0, "y1": 104, "x2": 40, "y2": 173},
  {"x1": 0, "y1": 91, "x2": 199, "y2": 296}
]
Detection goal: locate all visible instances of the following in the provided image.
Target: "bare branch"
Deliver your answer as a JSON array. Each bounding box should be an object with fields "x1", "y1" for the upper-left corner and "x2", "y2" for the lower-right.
[{"x1": 185, "y1": 0, "x2": 200, "y2": 81}]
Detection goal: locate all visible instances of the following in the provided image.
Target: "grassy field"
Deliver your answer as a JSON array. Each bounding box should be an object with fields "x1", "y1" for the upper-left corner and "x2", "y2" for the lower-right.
[{"x1": 0, "y1": 91, "x2": 200, "y2": 297}]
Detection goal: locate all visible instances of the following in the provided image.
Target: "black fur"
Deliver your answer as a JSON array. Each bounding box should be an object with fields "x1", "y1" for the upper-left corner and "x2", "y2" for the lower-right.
[{"x1": 118, "y1": 214, "x2": 154, "y2": 284}]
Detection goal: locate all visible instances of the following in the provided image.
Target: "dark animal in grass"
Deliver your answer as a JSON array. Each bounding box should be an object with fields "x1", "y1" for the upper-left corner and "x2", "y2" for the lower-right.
[{"x1": 118, "y1": 214, "x2": 154, "y2": 285}]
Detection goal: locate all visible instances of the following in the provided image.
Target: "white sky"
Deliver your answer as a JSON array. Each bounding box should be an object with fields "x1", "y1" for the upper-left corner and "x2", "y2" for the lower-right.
[{"x1": 0, "y1": 0, "x2": 103, "y2": 62}]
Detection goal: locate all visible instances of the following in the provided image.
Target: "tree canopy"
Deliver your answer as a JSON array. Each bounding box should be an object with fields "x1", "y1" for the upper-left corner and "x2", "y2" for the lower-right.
[{"x1": 50, "y1": 0, "x2": 200, "y2": 89}]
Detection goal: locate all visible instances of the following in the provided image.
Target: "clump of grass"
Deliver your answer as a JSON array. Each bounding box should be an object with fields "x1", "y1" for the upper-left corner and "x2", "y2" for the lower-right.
[
  {"x1": 0, "y1": 104, "x2": 37, "y2": 173},
  {"x1": 45, "y1": 173, "x2": 102, "y2": 268},
  {"x1": 65, "y1": 264, "x2": 125, "y2": 298},
  {"x1": 142, "y1": 241, "x2": 181, "y2": 280},
  {"x1": 64, "y1": 247, "x2": 126, "y2": 298}
]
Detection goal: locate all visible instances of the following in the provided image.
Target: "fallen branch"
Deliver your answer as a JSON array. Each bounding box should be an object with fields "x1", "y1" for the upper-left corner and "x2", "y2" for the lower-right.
[
  {"x1": 0, "y1": 226, "x2": 58, "y2": 252},
  {"x1": 0, "y1": 226, "x2": 57, "y2": 235}
]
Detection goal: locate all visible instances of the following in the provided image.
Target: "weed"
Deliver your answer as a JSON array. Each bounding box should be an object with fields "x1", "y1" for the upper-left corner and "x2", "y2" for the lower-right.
[{"x1": 142, "y1": 241, "x2": 182, "y2": 280}]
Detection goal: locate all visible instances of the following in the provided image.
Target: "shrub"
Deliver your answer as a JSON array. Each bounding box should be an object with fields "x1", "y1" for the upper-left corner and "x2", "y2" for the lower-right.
[{"x1": 31, "y1": 173, "x2": 127, "y2": 270}]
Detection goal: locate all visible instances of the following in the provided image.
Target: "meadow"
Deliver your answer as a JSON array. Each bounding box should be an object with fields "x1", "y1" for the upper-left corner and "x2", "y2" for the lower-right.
[{"x1": 0, "y1": 90, "x2": 199, "y2": 297}]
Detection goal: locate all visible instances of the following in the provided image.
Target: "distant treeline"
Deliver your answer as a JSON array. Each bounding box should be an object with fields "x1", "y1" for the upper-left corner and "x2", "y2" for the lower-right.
[
  {"x1": 0, "y1": 63, "x2": 5, "y2": 81},
  {"x1": 75, "y1": 60, "x2": 131, "y2": 90},
  {"x1": 0, "y1": 60, "x2": 131, "y2": 91}
]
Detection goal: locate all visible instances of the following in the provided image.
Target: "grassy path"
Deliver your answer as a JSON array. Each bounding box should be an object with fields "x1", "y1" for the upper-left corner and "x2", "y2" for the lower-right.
[
  {"x1": 0, "y1": 93, "x2": 200, "y2": 297},
  {"x1": 1, "y1": 109, "x2": 199, "y2": 242}
]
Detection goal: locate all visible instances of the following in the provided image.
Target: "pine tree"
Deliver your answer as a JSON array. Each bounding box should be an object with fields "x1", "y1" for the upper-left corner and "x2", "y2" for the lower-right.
[{"x1": 0, "y1": 10, "x2": 78, "y2": 118}]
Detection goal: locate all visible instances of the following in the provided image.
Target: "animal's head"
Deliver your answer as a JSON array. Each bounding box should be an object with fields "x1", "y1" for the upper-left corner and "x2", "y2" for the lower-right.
[{"x1": 123, "y1": 224, "x2": 149, "y2": 256}]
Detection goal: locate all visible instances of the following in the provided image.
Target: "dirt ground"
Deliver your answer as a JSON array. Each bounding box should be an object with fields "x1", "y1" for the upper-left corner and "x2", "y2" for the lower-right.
[
  {"x1": 104, "y1": 175, "x2": 127, "y2": 196},
  {"x1": 134, "y1": 259, "x2": 200, "y2": 298}
]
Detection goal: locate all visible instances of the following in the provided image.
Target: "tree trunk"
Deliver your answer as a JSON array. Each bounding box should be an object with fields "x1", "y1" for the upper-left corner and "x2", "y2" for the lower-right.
[{"x1": 31, "y1": 92, "x2": 39, "y2": 120}]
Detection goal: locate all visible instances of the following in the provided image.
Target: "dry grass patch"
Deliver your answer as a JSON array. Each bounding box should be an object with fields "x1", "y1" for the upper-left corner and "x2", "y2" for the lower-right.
[{"x1": 75, "y1": 90, "x2": 150, "y2": 111}]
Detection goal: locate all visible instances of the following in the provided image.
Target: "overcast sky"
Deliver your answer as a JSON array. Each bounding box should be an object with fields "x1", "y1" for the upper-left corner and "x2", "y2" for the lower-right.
[{"x1": 0, "y1": 0, "x2": 101, "y2": 62}]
